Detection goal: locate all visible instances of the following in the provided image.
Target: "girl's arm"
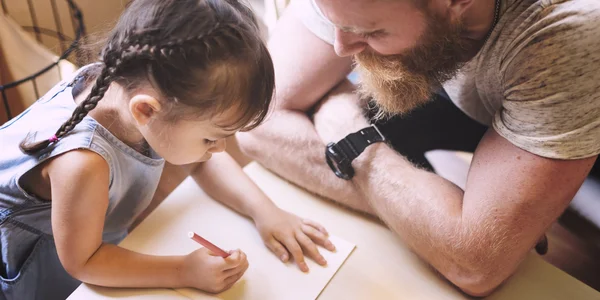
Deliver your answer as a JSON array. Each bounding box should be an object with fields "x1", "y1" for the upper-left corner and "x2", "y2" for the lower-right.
[
  {"x1": 48, "y1": 150, "x2": 247, "y2": 292},
  {"x1": 190, "y1": 152, "x2": 335, "y2": 272},
  {"x1": 190, "y1": 152, "x2": 275, "y2": 219}
]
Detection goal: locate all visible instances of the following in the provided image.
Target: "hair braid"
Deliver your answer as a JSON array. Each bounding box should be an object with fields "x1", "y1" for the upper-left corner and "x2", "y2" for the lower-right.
[
  {"x1": 55, "y1": 67, "x2": 115, "y2": 138},
  {"x1": 101, "y1": 23, "x2": 227, "y2": 70},
  {"x1": 19, "y1": 22, "x2": 233, "y2": 154},
  {"x1": 137, "y1": 22, "x2": 228, "y2": 61},
  {"x1": 20, "y1": 52, "x2": 120, "y2": 153},
  {"x1": 19, "y1": 0, "x2": 268, "y2": 154}
]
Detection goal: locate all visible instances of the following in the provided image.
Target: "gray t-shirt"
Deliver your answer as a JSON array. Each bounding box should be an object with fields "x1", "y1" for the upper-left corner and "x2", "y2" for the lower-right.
[{"x1": 297, "y1": 0, "x2": 600, "y2": 159}]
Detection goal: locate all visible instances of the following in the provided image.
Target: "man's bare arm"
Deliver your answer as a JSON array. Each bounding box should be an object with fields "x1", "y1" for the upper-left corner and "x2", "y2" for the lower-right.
[
  {"x1": 237, "y1": 2, "x2": 373, "y2": 213},
  {"x1": 351, "y1": 129, "x2": 596, "y2": 296}
]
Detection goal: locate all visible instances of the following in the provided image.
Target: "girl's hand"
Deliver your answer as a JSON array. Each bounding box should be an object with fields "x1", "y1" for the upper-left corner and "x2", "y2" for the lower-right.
[
  {"x1": 254, "y1": 206, "x2": 336, "y2": 272},
  {"x1": 181, "y1": 248, "x2": 249, "y2": 293}
]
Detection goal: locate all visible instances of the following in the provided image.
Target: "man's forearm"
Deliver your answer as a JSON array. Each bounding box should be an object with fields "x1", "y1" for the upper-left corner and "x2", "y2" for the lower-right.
[
  {"x1": 350, "y1": 141, "x2": 545, "y2": 296},
  {"x1": 353, "y1": 144, "x2": 467, "y2": 267},
  {"x1": 237, "y1": 110, "x2": 374, "y2": 214},
  {"x1": 351, "y1": 144, "x2": 507, "y2": 296}
]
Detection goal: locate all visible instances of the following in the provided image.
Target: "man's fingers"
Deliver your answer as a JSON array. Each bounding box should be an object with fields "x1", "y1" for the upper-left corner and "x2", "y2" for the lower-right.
[{"x1": 535, "y1": 234, "x2": 549, "y2": 255}]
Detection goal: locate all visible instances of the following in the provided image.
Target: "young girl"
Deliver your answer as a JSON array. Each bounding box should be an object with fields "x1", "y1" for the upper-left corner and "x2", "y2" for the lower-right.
[{"x1": 0, "y1": 0, "x2": 335, "y2": 299}]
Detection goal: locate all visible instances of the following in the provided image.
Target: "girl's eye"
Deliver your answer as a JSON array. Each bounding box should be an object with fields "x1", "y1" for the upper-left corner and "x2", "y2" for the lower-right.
[{"x1": 204, "y1": 139, "x2": 217, "y2": 145}]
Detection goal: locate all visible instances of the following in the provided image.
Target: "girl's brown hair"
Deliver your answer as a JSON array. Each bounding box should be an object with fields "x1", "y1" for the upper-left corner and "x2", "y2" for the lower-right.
[{"x1": 21, "y1": 0, "x2": 274, "y2": 153}]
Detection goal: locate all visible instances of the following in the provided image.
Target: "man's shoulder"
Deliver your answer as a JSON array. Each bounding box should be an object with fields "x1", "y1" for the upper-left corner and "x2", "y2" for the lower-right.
[
  {"x1": 485, "y1": 0, "x2": 600, "y2": 160},
  {"x1": 511, "y1": 0, "x2": 599, "y2": 42},
  {"x1": 539, "y1": 0, "x2": 600, "y2": 35},
  {"x1": 495, "y1": 0, "x2": 600, "y2": 74}
]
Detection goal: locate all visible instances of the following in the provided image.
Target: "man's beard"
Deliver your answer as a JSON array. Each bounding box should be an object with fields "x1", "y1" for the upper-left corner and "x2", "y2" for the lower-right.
[{"x1": 355, "y1": 12, "x2": 470, "y2": 119}]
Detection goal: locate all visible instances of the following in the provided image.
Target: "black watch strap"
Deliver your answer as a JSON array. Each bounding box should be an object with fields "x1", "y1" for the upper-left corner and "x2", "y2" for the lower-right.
[{"x1": 336, "y1": 125, "x2": 385, "y2": 162}]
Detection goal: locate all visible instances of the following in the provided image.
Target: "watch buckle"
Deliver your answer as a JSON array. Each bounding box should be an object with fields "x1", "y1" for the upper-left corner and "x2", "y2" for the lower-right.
[{"x1": 371, "y1": 124, "x2": 385, "y2": 142}]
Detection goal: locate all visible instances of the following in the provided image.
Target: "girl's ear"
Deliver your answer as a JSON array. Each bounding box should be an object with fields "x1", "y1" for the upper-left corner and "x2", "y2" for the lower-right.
[{"x1": 129, "y1": 94, "x2": 163, "y2": 126}]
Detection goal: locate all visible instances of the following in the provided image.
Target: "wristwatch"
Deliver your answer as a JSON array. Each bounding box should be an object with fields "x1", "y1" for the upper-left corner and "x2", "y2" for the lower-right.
[{"x1": 325, "y1": 124, "x2": 386, "y2": 180}]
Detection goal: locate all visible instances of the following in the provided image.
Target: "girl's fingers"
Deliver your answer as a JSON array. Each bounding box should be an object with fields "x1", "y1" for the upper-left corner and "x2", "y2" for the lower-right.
[
  {"x1": 265, "y1": 238, "x2": 290, "y2": 262},
  {"x1": 302, "y1": 219, "x2": 329, "y2": 236},
  {"x1": 223, "y1": 249, "x2": 245, "y2": 270},
  {"x1": 280, "y1": 235, "x2": 309, "y2": 272},
  {"x1": 295, "y1": 231, "x2": 327, "y2": 266},
  {"x1": 301, "y1": 224, "x2": 335, "y2": 252},
  {"x1": 223, "y1": 267, "x2": 247, "y2": 290},
  {"x1": 223, "y1": 252, "x2": 248, "y2": 276}
]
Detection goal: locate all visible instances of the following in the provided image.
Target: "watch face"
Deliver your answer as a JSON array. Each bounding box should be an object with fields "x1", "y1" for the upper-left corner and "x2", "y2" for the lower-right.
[{"x1": 325, "y1": 143, "x2": 354, "y2": 180}]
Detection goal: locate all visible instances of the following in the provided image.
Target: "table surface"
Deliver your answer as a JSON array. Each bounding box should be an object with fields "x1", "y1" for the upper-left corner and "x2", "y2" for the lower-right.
[{"x1": 69, "y1": 162, "x2": 600, "y2": 300}]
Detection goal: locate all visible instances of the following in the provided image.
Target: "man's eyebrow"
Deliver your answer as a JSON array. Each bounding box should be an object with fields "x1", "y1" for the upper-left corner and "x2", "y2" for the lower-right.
[
  {"x1": 339, "y1": 25, "x2": 380, "y2": 35},
  {"x1": 340, "y1": 26, "x2": 359, "y2": 33},
  {"x1": 316, "y1": 1, "x2": 380, "y2": 35}
]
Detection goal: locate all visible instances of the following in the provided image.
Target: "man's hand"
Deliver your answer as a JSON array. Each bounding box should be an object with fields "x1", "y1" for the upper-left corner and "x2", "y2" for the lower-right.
[{"x1": 313, "y1": 80, "x2": 371, "y2": 144}]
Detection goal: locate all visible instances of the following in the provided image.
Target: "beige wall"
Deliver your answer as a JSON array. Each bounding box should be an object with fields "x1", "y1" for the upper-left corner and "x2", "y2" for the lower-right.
[
  {"x1": 1, "y1": 0, "x2": 128, "y2": 57},
  {"x1": 0, "y1": 1, "x2": 128, "y2": 122},
  {"x1": 1, "y1": 0, "x2": 269, "y2": 58}
]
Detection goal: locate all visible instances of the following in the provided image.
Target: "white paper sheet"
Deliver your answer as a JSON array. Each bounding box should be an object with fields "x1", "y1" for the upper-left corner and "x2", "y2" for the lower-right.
[
  {"x1": 119, "y1": 178, "x2": 355, "y2": 300},
  {"x1": 68, "y1": 286, "x2": 187, "y2": 300}
]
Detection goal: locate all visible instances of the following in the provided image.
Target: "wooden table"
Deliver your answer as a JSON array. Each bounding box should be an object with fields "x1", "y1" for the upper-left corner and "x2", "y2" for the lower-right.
[{"x1": 69, "y1": 162, "x2": 600, "y2": 300}]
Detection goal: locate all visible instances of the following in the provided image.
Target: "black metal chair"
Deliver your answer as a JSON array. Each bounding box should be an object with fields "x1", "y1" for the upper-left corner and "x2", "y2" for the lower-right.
[{"x1": 0, "y1": 0, "x2": 85, "y2": 121}]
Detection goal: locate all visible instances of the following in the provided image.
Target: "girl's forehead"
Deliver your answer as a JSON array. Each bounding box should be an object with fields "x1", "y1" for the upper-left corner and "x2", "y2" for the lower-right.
[
  {"x1": 210, "y1": 129, "x2": 236, "y2": 139},
  {"x1": 174, "y1": 117, "x2": 235, "y2": 137},
  {"x1": 209, "y1": 103, "x2": 254, "y2": 130}
]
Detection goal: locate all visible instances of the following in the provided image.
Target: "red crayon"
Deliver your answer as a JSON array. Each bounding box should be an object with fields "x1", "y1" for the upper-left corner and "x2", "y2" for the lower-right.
[{"x1": 188, "y1": 231, "x2": 231, "y2": 258}]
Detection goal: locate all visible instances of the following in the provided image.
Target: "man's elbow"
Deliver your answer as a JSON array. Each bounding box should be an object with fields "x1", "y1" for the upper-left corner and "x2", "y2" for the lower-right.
[
  {"x1": 452, "y1": 272, "x2": 502, "y2": 297},
  {"x1": 445, "y1": 260, "x2": 512, "y2": 297},
  {"x1": 236, "y1": 131, "x2": 262, "y2": 159}
]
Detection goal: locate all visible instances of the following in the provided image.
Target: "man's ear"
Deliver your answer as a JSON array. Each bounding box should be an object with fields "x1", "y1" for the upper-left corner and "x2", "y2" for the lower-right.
[{"x1": 447, "y1": 0, "x2": 473, "y2": 21}]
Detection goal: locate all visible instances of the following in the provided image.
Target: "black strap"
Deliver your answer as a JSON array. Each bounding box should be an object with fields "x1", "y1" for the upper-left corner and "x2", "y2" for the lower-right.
[{"x1": 336, "y1": 125, "x2": 385, "y2": 161}]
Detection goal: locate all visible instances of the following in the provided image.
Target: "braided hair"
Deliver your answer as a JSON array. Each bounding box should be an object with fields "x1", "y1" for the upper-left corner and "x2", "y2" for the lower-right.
[{"x1": 21, "y1": 0, "x2": 274, "y2": 154}]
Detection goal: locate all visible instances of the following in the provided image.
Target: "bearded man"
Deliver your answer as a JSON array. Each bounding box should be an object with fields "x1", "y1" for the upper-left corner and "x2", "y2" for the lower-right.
[{"x1": 237, "y1": 0, "x2": 600, "y2": 295}]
